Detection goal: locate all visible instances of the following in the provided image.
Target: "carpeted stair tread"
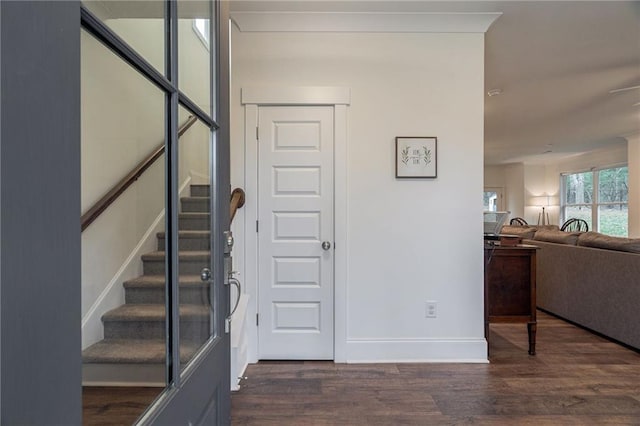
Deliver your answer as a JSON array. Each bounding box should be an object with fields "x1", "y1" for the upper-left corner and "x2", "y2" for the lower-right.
[
  {"x1": 82, "y1": 339, "x2": 200, "y2": 364},
  {"x1": 124, "y1": 274, "x2": 205, "y2": 288},
  {"x1": 123, "y1": 275, "x2": 210, "y2": 304},
  {"x1": 102, "y1": 304, "x2": 210, "y2": 322},
  {"x1": 141, "y1": 251, "x2": 210, "y2": 275},
  {"x1": 156, "y1": 230, "x2": 210, "y2": 250},
  {"x1": 179, "y1": 212, "x2": 209, "y2": 218},
  {"x1": 141, "y1": 250, "x2": 210, "y2": 261},
  {"x1": 156, "y1": 230, "x2": 210, "y2": 239}
]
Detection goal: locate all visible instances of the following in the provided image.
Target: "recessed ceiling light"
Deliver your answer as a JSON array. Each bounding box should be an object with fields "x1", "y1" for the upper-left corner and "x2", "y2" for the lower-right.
[{"x1": 487, "y1": 88, "x2": 502, "y2": 97}]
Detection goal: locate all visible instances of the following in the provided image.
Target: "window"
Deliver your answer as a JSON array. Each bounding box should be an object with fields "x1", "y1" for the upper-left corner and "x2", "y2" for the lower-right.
[
  {"x1": 561, "y1": 166, "x2": 628, "y2": 236},
  {"x1": 483, "y1": 187, "x2": 504, "y2": 212},
  {"x1": 193, "y1": 18, "x2": 210, "y2": 49}
]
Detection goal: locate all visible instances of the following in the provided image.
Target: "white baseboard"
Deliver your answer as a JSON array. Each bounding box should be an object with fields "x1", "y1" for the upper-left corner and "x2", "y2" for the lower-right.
[
  {"x1": 345, "y1": 337, "x2": 488, "y2": 363},
  {"x1": 231, "y1": 294, "x2": 250, "y2": 391}
]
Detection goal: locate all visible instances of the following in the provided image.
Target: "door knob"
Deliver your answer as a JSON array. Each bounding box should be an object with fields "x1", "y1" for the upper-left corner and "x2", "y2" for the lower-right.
[
  {"x1": 322, "y1": 241, "x2": 331, "y2": 251},
  {"x1": 200, "y1": 268, "x2": 211, "y2": 281}
]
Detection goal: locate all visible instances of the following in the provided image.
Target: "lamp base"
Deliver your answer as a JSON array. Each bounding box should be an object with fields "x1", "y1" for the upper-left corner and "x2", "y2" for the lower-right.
[{"x1": 537, "y1": 207, "x2": 550, "y2": 226}]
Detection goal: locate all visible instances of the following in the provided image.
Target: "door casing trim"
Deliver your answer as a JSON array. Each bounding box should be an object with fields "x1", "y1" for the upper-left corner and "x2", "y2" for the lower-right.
[{"x1": 242, "y1": 86, "x2": 350, "y2": 362}]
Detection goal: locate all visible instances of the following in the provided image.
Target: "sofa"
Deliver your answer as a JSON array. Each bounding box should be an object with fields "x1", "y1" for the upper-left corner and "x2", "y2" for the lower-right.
[{"x1": 499, "y1": 225, "x2": 640, "y2": 350}]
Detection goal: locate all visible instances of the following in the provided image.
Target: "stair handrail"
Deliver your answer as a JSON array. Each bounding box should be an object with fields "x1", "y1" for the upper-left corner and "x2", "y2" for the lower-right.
[
  {"x1": 81, "y1": 116, "x2": 198, "y2": 231},
  {"x1": 230, "y1": 188, "x2": 245, "y2": 223}
]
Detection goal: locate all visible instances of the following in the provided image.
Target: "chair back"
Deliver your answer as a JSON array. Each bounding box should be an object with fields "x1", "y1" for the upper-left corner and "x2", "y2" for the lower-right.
[
  {"x1": 561, "y1": 218, "x2": 589, "y2": 232},
  {"x1": 510, "y1": 217, "x2": 528, "y2": 226}
]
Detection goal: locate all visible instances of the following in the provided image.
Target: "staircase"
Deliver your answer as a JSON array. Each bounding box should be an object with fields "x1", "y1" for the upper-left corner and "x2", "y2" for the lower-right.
[{"x1": 82, "y1": 184, "x2": 213, "y2": 386}]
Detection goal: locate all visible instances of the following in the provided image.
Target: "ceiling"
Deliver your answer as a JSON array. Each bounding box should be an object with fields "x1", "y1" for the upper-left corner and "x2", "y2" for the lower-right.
[{"x1": 229, "y1": 1, "x2": 640, "y2": 165}]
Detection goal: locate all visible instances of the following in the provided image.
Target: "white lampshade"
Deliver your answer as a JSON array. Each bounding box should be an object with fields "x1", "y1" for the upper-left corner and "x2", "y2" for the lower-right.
[{"x1": 529, "y1": 194, "x2": 557, "y2": 207}]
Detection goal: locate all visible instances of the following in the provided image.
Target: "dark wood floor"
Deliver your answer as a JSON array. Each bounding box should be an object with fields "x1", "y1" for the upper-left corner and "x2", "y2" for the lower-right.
[
  {"x1": 83, "y1": 386, "x2": 161, "y2": 425},
  {"x1": 231, "y1": 311, "x2": 640, "y2": 425},
  {"x1": 82, "y1": 312, "x2": 640, "y2": 425}
]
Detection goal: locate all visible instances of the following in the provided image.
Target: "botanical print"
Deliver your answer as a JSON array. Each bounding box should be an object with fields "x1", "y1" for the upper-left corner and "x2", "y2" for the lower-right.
[
  {"x1": 423, "y1": 146, "x2": 431, "y2": 165},
  {"x1": 401, "y1": 146, "x2": 431, "y2": 166},
  {"x1": 401, "y1": 146, "x2": 410, "y2": 165},
  {"x1": 396, "y1": 137, "x2": 437, "y2": 178}
]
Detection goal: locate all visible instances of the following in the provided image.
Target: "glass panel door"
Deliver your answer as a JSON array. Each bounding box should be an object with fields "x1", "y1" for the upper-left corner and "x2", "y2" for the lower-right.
[
  {"x1": 80, "y1": 0, "x2": 231, "y2": 423},
  {"x1": 80, "y1": 26, "x2": 168, "y2": 421},
  {"x1": 176, "y1": 107, "x2": 214, "y2": 372}
]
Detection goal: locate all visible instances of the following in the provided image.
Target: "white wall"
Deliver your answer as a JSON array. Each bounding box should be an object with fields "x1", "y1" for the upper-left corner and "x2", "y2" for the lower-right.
[
  {"x1": 484, "y1": 165, "x2": 505, "y2": 188},
  {"x1": 231, "y1": 29, "x2": 487, "y2": 361},
  {"x1": 504, "y1": 163, "x2": 525, "y2": 221},
  {"x1": 523, "y1": 165, "x2": 559, "y2": 225}
]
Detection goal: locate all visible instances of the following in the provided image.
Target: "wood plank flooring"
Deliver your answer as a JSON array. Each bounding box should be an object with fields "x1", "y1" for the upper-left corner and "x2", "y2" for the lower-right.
[
  {"x1": 231, "y1": 311, "x2": 640, "y2": 425},
  {"x1": 83, "y1": 386, "x2": 161, "y2": 425}
]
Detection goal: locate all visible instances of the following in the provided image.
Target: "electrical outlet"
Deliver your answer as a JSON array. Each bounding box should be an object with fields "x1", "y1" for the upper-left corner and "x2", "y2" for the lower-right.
[{"x1": 425, "y1": 301, "x2": 437, "y2": 318}]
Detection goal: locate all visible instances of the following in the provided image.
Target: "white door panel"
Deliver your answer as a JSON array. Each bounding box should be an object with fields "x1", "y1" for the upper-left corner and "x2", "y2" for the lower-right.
[{"x1": 258, "y1": 106, "x2": 334, "y2": 359}]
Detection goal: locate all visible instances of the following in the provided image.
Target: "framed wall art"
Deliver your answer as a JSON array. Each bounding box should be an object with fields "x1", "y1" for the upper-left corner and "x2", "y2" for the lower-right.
[{"x1": 395, "y1": 136, "x2": 437, "y2": 178}]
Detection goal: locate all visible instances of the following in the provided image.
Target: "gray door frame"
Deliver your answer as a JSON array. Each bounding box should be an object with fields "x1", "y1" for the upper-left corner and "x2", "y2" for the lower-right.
[
  {"x1": 1, "y1": 1, "x2": 82, "y2": 423},
  {"x1": 142, "y1": 0, "x2": 232, "y2": 423}
]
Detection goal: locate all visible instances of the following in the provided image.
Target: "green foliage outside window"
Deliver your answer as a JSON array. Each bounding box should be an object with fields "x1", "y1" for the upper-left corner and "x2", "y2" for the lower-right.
[{"x1": 562, "y1": 166, "x2": 628, "y2": 237}]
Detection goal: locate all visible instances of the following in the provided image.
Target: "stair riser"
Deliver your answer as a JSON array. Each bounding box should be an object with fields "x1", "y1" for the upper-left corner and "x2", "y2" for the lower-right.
[
  {"x1": 82, "y1": 363, "x2": 165, "y2": 387},
  {"x1": 181, "y1": 198, "x2": 210, "y2": 213},
  {"x1": 103, "y1": 320, "x2": 210, "y2": 342},
  {"x1": 190, "y1": 185, "x2": 210, "y2": 197},
  {"x1": 125, "y1": 288, "x2": 210, "y2": 305},
  {"x1": 157, "y1": 236, "x2": 210, "y2": 251},
  {"x1": 179, "y1": 216, "x2": 210, "y2": 230},
  {"x1": 143, "y1": 258, "x2": 210, "y2": 275}
]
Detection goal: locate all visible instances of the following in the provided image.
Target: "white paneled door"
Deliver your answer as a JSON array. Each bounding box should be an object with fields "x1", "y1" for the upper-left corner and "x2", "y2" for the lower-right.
[{"x1": 258, "y1": 106, "x2": 334, "y2": 359}]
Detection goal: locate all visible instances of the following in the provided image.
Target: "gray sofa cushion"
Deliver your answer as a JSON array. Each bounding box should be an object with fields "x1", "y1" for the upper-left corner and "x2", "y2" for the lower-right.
[
  {"x1": 533, "y1": 229, "x2": 581, "y2": 245},
  {"x1": 532, "y1": 225, "x2": 560, "y2": 231},
  {"x1": 500, "y1": 225, "x2": 537, "y2": 239},
  {"x1": 577, "y1": 232, "x2": 640, "y2": 253}
]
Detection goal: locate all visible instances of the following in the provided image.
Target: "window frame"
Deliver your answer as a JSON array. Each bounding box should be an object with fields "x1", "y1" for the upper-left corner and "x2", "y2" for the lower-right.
[{"x1": 560, "y1": 164, "x2": 628, "y2": 236}]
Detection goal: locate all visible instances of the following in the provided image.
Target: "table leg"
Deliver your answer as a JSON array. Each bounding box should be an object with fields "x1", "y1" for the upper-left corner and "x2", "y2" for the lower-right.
[{"x1": 527, "y1": 321, "x2": 537, "y2": 355}]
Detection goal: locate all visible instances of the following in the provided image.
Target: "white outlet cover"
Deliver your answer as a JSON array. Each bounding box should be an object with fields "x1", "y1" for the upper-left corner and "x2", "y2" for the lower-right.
[{"x1": 425, "y1": 301, "x2": 437, "y2": 318}]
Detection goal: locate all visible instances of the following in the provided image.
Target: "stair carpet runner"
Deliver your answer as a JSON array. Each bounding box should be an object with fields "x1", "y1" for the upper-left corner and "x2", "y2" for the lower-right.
[{"x1": 82, "y1": 184, "x2": 213, "y2": 383}]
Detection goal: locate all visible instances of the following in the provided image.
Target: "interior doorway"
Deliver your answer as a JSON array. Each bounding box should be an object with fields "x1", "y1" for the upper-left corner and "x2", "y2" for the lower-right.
[
  {"x1": 484, "y1": 187, "x2": 505, "y2": 212},
  {"x1": 256, "y1": 105, "x2": 335, "y2": 360},
  {"x1": 241, "y1": 86, "x2": 350, "y2": 363}
]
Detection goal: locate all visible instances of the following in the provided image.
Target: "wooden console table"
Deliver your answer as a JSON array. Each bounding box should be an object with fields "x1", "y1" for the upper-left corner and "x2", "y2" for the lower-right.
[{"x1": 484, "y1": 243, "x2": 538, "y2": 355}]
